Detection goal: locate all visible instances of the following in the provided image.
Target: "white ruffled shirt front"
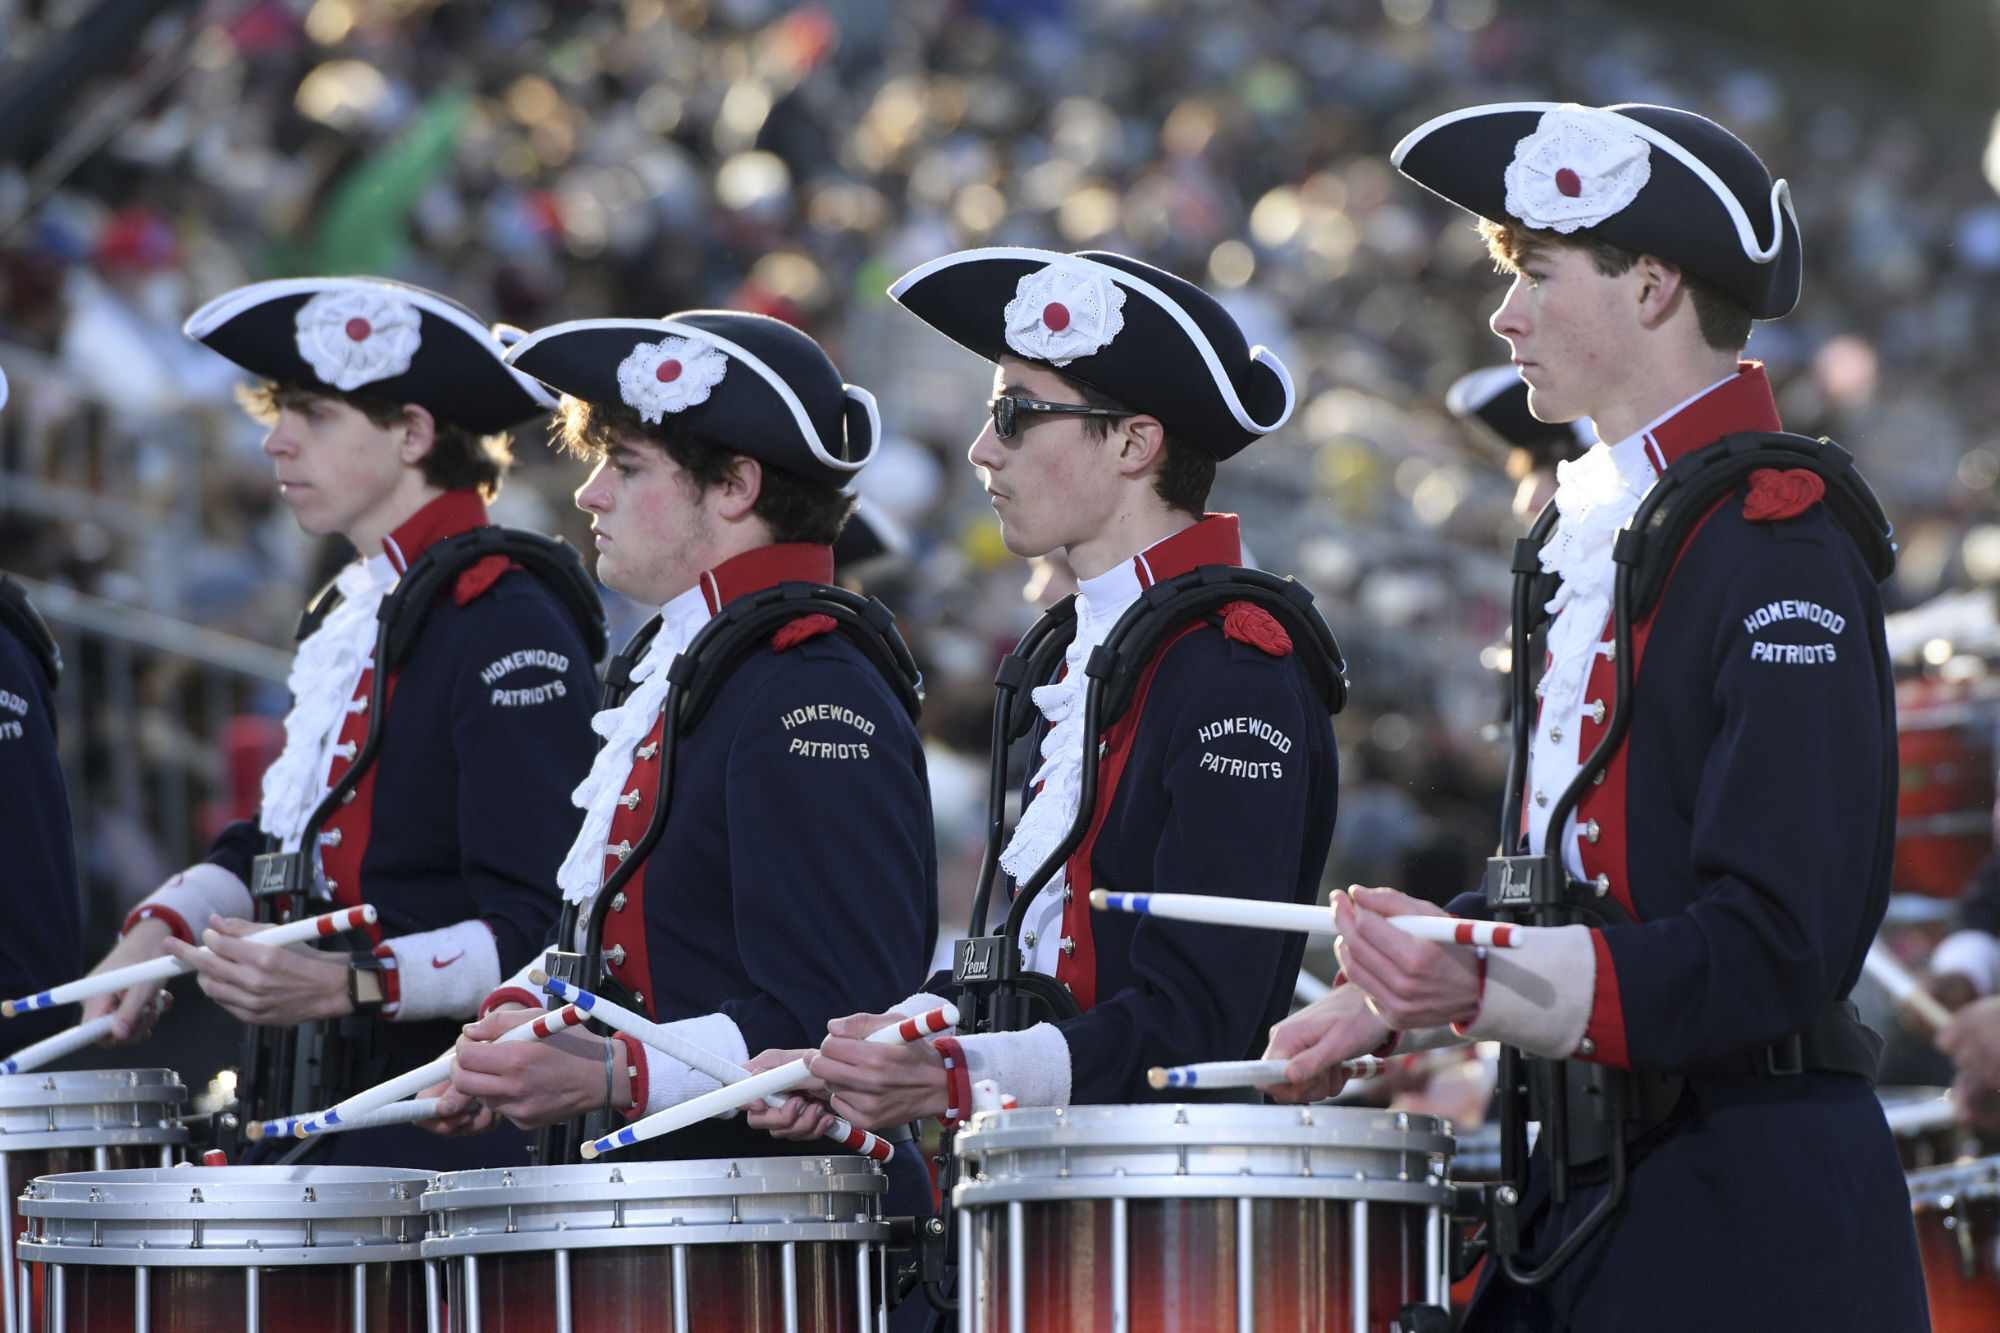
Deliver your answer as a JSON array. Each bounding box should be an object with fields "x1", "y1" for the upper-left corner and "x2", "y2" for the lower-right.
[
  {"x1": 555, "y1": 583, "x2": 712, "y2": 909},
  {"x1": 999, "y1": 556, "x2": 1145, "y2": 976},
  {"x1": 1526, "y1": 374, "x2": 1736, "y2": 873},
  {"x1": 258, "y1": 554, "x2": 397, "y2": 853}
]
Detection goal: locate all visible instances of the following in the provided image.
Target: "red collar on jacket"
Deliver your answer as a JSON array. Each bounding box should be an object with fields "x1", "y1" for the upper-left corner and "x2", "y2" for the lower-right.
[
  {"x1": 381, "y1": 488, "x2": 490, "y2": 574},
  {"x1": 1638, "y1": 362, "x2": 1783, "y2": 473},
  {"x1": 1130, "y1": 513, "x2": 1244, "y2": 587},
  {"x1": 698, "y1": 543, "x2": 834, "y2": 612}
]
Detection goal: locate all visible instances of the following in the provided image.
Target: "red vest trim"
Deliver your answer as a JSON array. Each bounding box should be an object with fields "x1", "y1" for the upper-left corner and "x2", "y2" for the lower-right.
[
  {"x1": 1056, "y1": 620, "x2": 1206, "y2": 1011},
  {"x1": 1579, "y1": 928, "x2": 1631, "y2": 1068},
  {"x1": 600, "y1": 712, "x2": 667, "y2": 1017}
]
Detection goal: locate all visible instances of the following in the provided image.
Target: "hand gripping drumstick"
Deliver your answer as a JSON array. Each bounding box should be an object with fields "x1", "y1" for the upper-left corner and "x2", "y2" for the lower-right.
[
  {"x1": 2, "y1": 905, "x2": 381, "y2": 1017},
  {"x1": 1147, "y1": 1055, "x2": 1391, "y2": 1091},
  {"x1": 1864, "y1": 942, "x2": 1955, "y2": 1032},
  {"x1": 1091, "y1": 891, "x2": 1522, "y2": 949},
  {"x1": 249, "y1": 1097, "x2": 443, "y2": 1143},
  {"x1": 292, "y1": 1002, "x2": 586, "y2": 1136},
  {"x1": 537, "y1": 973, "x2": 957, "y2": 1164},
  {"x1": 582, "y1": 1003, "x2": 959, "y2": 1161}
]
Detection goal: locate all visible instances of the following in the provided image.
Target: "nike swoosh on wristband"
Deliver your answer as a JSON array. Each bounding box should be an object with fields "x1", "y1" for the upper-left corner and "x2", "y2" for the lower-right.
[{"x1": 431, "y1": 952, "x2": 465, "y2": 969}]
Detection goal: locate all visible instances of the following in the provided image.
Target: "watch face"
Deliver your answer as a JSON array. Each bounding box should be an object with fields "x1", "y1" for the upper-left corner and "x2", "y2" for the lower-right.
[{"x1": 351, "y1": 966, "x2": 385, "y2": 1008}]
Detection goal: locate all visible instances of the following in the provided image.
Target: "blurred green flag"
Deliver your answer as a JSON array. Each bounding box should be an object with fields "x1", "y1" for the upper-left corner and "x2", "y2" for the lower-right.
[{"x1": 302, "y1": 89, "x2": 470, "y2": 275}]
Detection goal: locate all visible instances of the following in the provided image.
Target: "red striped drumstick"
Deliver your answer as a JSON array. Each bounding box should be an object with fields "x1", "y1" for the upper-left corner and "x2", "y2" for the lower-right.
[
  {"x1": 1090, "y1": 891, "x2": 1522, "y2": 948},
  {"x1": 294, "y1": 1002, "x2": 585, "y2": 1135},
  {"x1": 2, "y1": 905, "x2": 380, "y2": 1017},
  {"x1": 536, "y1": 972, "x2": 956, "y2": 1163},
  {"x1": 582, "y1": 1002, "x2": 959, "y2": 1160}
]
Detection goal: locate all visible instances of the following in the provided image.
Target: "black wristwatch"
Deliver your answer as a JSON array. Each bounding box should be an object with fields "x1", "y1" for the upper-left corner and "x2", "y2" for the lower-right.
[{"x1": 347, "y1": 956, "x2": 387, "y2": 1016}]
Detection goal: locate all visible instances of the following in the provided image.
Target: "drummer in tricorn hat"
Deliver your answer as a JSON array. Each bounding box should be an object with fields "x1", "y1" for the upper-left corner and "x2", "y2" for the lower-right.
[
  {"x1": 1446, "y1": 363, "x2": 1594, "y2": 523},
  {"x1": 751, "y1": 249, "x2": 1342, "y2": 1137},
  {"x1": 430, "y1": 311, "x2": 938, "y2": 1187},
  {"x1": 81, "y1": 277, "x2": 600, "y2": 1169},
  {"x1": 1267, "y1": 103, "x2": 1927, "y2": 1329}
]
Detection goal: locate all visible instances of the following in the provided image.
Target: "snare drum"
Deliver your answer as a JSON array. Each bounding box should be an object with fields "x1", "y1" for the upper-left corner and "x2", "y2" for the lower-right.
[
  {"x1": 1880, "y1": 1086, "x2": 1976, "y2": 1169},
  {"x1": 1907, "y1": 1156, "x2": 2000, "y2": 1333},
  {"x1": 16, "y1": 1166, "x2": 430, "y2": 1332},
  {"x1": 421, "y1": 1159, "x2": 888, "y2": 1333},
  {"x1": 953, "y1": 1104, "x2": 1455, "y2": 1333},
  {"x1": 0, "y1": 1070, "x2": 187, "y2": 1333}
]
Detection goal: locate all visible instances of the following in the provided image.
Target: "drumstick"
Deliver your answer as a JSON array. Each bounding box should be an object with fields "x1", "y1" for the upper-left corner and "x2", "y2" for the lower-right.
[
  {"x1": 536, "y1": 973, "x2": 956, "y2": 1164},
  {"x1": 581, "y1": 1004, "x2": 956, "y2": 1161},
  {"x1": 249, "y1": 1097, "x2": 443, "y2": 1142},
  {"x1": 0, "y1": 1015, "x2": 117, "y2": 1075},
  {"x1": 1146, "y1": 1055, "x2": 1391, "y2": 1091},
  {"x1": 292, "y1": 1002, "x2": 585, "y2": 1136},
  {"x1": 1865, "y1": 943, "x2": 1955, "y2": 1031},
  {"x1": 1091, "y1": 891, "x2": 1523, "y2": 948},
  {"x1": 2, "y1": 905, "x2": 381, "y2": 1016}
]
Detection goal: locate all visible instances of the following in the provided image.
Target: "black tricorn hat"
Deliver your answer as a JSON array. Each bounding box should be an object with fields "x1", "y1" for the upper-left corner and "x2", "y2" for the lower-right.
[
  {"x1": 1445, "y1": 365, "x2": 1592, "y2": 468},
  {"x1": 505, "y1": 311, "x2": 878, "y2": 489},
  {"x1": 888, "y1": 247, "x2": 1294, "y2": 459},
  {"x1": 1393, "y1": 102, "x2": 1801, "y2": 320},
  {"x1": 183, "y1": 277, "x2": 555, "y2": 434}
]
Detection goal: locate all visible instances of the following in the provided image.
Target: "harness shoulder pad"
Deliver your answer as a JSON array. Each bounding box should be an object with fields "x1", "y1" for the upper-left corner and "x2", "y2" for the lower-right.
[
  {"x1": 601, "y1": 615, "x2": 665, "y2": 710},
  {"x1": 0, "y1": 575, "x2": 61, "y2": 689},
  {"x1": 669, "y1": 582, "x2": 922, "y2": 735},
  {"x1": 1622, "y1": 431, "x2": 1894, "y2": 621},
  {"x1": 378, "y1": 527, "x2": 608, "y2": 673},
  {"x1": 1088, "y1": 566, "x2": 1348, "y2": 726}
]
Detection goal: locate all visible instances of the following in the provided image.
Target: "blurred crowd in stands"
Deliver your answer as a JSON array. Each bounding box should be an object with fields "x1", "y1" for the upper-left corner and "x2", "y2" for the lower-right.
[{"x1": 7, "y1": 0, "x2": 2000, "y2": 968}]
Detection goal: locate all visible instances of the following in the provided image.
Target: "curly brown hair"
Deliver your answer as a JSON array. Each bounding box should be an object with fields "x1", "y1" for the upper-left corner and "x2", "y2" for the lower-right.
[{"x1": 236, "y1": 381, "x2": 513, "y2": 499}]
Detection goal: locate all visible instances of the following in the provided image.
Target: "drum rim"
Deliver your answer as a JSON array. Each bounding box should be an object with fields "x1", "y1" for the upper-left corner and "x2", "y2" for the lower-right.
[
  {"x1": 19, "y1": 1165, "x2": 433, "y2": 1222},
  {"x1": 953, "y1": 1175, "x2": 1453, "y2": 1207},
  {"x1": 0, "y1": 1068, "x2": 187, "y2": 1112},
  {"x1": 422, "y1": 1221, "x2": 888, "y2": 1257},
  {"x1": 0, "y1": 1127, "x2": 189, "y2": 1152},
  {"x1": 422, "y1": 1159, "x2": 887, "y2": 1213},
  {"x1": 1907, "y1": 1156, "x2": 2000, "y2": 1208},
  {"x1": 17, "y1": 1240, "x2": 426, "y2": 1268},
  {"x1": 953, "y1": 1106, "x2": 1456, "y2": 1161}
]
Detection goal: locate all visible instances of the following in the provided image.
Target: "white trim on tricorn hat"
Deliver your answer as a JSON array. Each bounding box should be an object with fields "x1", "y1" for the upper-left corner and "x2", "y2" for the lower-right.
[
  {"x1": 1393, "y1": 102, "x2": 1795, "y2": 266},
  {"x1": 182, "y1": 276, "x2": 557, "y2": 411},
  {"x1": 890, "y1": 246, "x2": 1296, "y2": 437},
  {"x1": 505, "y1": 318, "x2": 875, "y2": 476}
]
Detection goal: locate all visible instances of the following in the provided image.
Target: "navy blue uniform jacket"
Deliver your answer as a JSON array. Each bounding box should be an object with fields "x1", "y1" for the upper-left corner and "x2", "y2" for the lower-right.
[
  {"x1": 206, "y1": 490, "x2": 598, "y2": 1167},
  {"x1": 0, "y1": 598, "x2": 84, "y2": 1053},
  {"x1": 585, "y1": 543, "x2": 937, "y2": 1161},
  {"x1": 1456, "y1": 369, "x2": 1926, "y2": 1331},
  {"x1": 1021, "y1": 515, "x2": 1338, "y2": 1104}
]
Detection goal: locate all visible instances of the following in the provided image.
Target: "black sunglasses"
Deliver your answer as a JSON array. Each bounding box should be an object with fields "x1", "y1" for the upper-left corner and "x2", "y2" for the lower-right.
[{"x1": 986, "y1": 396, "x2": 1136, "y2": 440}]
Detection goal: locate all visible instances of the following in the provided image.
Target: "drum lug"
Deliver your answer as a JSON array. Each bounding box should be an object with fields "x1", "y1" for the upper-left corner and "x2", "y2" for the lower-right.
[{"x1": 1956, "y1": 1202, "x2": 1979, "y2": 1282}]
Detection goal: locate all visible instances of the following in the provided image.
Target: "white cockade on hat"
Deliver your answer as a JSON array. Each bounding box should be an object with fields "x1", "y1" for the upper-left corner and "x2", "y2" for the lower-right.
[
  {"x1": 293, "y1": 287, "x2": 423, "y2": 391},
  {"x1": 1002, "y1": 260, "x2": 1126, "y2": 367},
  {"x1": 616, "y1": 335, "x2": 729, "y2": 423},
  {"x1": 1503, "y1": 105, "x2": 1653, "y2": 234}
]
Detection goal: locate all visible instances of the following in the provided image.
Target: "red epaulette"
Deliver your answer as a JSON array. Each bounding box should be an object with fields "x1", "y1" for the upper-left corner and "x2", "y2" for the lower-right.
[
  {"x1": 1742, "y1": 468, "x2": 1825, "y2": 522},
  {"x1": 453, "y1": 555, "x2": 514, "y2": 606},
  {"x1": 772, "y1": 613, "x2": 839, "y2": 652},
  {"x1": 1218, "y1": 600, "x2": 1292, "y2": 656}
]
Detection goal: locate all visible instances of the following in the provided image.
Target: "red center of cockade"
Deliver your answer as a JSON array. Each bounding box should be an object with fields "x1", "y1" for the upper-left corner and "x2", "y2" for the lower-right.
[
  {"x1": 1042, "y1": 302, "x2": 1071, "y2": 332},
  {"x1": 345, "y1": 317, "x2": 372, "y2": 341},
  {"x1": 1555, "y1": 168, "x2": 1582, "y2": 198},
  {"x1": 656, "y1": 359, "x2": 682, "y2": 383}
]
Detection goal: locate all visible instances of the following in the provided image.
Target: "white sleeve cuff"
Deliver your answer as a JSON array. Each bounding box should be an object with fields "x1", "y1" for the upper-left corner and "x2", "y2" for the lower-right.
[
  {"x1": 381, "y1": 921, "x2": 502, "y2": 1022},
  {"x1": 956, "y1": 1022, "x2": 1072, "y2": 1110},
  {"x1": 1459, "y1": 924, "x2": 1597, "y2": 1059},
  {"x1": 1931, "y1": 930, "x2": 2000, "y2": 998},
  {"x1": 893, "y1": 992, "x2": 953, "y2": 1021},
  {"x1": 137, "y1": 864, "x2": 253, "y2": 933},
  {"x1": 639, "y1": 1011, "x2": 750, "y2": 1118}
]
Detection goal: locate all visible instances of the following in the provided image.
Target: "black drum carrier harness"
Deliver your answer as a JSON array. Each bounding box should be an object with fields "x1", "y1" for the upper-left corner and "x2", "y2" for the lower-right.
[{"x1": 1463, "y1": 431, "x2": 1897, "y2": 1287}]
